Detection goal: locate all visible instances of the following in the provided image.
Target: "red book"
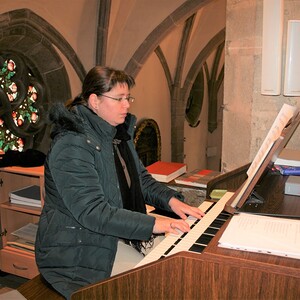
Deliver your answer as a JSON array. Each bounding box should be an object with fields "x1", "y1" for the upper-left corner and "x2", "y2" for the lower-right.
[
  {"x1": 174, "y1": 169, "x2": 221, "y2": 188},
  {"x1": 146, "y1": 161, "x2": 187, "y2": 183}
]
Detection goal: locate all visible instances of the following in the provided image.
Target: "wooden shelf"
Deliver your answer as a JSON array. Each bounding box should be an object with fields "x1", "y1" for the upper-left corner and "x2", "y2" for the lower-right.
[
  {"x1": 0, "y1": 166, "x2": 44, "y2": 177},
  {"x1": 0, "y1": 202, "x2": 41, "y2": 215},
  {"x1": 0, "y1": 166, "x2": 44, "y2": 279}
]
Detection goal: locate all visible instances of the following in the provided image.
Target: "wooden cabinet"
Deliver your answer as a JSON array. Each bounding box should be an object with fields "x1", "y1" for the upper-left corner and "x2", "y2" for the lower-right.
[{"x1": 0, "y1": 166, "x2": 44, "y2": 279}]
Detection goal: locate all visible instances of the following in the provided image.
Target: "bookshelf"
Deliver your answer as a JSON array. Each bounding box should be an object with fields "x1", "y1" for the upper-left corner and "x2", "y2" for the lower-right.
[{"x1": 0, "y1": 166, "x2": 44, "y2": 279}]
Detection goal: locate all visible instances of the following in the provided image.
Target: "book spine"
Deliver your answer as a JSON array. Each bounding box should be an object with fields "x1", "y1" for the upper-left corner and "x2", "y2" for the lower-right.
[
  {"x1": 174, "y1": 179, "x2": 206, "y2": 188},
  {"x1": 275, "y1": 159, "x2": 300, "y2": 167},
  {"x1": 10, "y1": 199, "x2": 41, "y2": 207},
  {"x1": 279, "y1": 168, "x2": 300, "y2": 175}
]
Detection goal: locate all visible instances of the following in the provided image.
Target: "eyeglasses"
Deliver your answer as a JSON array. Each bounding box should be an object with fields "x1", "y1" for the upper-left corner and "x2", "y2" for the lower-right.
[{"x1": 99, "y1": 94, "x2": 135, "y2": 103}]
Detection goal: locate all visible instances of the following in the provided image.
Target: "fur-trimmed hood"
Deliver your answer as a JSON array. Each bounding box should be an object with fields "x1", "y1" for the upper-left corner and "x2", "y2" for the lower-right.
[
  {"x1": 48, "y1": 103, "x2": 136, "y2": 140},
  {"x1": 48, "y1": 103, "x2": 85, "y2": 139}
]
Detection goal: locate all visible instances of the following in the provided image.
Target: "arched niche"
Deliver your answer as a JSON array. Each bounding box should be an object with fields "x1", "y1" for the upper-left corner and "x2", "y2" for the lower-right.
[{"x1": 134, "y1": 119, "x2": 161, "y2": 167}]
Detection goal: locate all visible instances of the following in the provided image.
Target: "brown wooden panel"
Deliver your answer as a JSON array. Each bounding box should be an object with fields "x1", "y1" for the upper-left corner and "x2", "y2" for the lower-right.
[{"x1": 70, "y1": 252, "x2": 300, "y2": 300}]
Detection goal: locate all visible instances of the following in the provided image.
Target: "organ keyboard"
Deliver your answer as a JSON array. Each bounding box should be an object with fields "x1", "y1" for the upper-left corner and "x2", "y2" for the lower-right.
[{"x1": 136, "y1": 192, "x2": 234, "y2": 268}]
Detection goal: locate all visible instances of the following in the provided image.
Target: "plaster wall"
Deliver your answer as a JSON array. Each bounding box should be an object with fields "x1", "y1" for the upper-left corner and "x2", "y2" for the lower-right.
[
  {"x1": 0, "y1": 0, "x2": 98, "y2": 71},
  {"x1": 108, "y1": 0, "x2": 186, "y2": 69},
  {"x1": 131, "y1": 52, "x2": 172, "y2": 162}
]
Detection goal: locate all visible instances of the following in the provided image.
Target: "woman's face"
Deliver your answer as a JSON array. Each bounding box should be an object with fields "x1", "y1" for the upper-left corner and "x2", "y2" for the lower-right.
[{"x1": 91, "y1": 83, "x2": 132, "y2": 126}]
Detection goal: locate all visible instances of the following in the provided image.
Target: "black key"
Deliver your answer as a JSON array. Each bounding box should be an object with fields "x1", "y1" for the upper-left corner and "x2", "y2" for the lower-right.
[
  {"x1": 210, "y1": 218, "x2": 226, "y2": 228},
  {"x1": 164, "y1": 245, "x2": 175, "y2": 255},
  {"x1": 217, "y1": 212, "x2": 230, "y2": 221},
  {"x1": 205, "y1": 227, "x2": 218, "y2": 235},
  {"x1": 195, "y1": 233, "x2": 214, "y2": 245},
  {"x1": 189, "y1": 243, "x2": 206, "y2": 253}
]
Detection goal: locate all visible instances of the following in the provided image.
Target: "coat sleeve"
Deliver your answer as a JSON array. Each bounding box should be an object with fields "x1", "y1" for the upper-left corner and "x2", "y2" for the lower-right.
[
  {"x1": 137, "y1": 160, "x2": 185, "y2": 211},
  {"x1": 48, "y1": 135, "x2": 155, "y2": 241}
]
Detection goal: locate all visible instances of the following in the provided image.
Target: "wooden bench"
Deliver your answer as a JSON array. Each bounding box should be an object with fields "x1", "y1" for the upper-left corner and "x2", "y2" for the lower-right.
[{"x1": 17, "y1": 275, "x2": 63, "y2": 300}]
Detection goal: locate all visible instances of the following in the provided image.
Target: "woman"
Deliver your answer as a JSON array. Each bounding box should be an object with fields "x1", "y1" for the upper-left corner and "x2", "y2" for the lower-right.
[{"x1": 35, "y1": 66, "x2": 204, "y2": 299}]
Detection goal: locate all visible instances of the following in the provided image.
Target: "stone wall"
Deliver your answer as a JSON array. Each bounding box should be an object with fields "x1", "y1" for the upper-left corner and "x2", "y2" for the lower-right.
[{"x1": 223, "y1": 0, "x2": 300, "y2": 171}]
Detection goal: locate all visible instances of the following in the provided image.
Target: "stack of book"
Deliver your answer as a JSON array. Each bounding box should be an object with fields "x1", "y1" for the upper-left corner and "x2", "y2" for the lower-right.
[
  {"x1": 9, "y1": 185, "x2": 41, "y2": 207},
  {"x1": 274, "y1": 148, "x2": 300, "y2": 175},
  {"x1": 174, "y1": 169, "x2": 221, "y2": 188},
  {"x1": 146, "y1": 161, "x2": 222, "y2": 190},
  {"x1": 274, "y1": 165, "x2": 300, "y2": 175},
  {"x1": 146, "y1": 161, "x2": 187, "y2": 183}
]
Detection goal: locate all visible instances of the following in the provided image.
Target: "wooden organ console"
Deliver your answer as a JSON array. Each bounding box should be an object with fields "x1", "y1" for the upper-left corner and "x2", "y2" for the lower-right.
[
  {"x1": 69, "y1": 166, "x2": 300, "y2": 300},
  {"x1": 17, "y1": 164, "x2": 300, "y2": 300}
]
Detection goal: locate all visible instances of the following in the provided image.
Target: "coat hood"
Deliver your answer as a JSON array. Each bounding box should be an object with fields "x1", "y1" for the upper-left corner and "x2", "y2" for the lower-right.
[
  {"x1": 48, "y1": 103, "x2": 85, "y2": 139},
  {"x1": 48, "y1": 103, "x2": 136, "y2": 140}
]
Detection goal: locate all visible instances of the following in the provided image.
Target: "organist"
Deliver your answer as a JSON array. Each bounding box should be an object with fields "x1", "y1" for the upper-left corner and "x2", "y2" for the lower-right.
[{"x1": 35, "y1": 66, "x2": 204, "y2": 300}]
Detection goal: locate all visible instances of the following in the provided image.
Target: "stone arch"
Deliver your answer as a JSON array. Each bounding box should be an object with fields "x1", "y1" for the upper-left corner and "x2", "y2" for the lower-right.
[
  {"x1": 182, "y1": 29, "x2": 225, "y2": 102},
  {"x1": 0, "y1": 9, "x2": 86, "y2": 153},
  {"x1": 124, "y1": 0, "x2": 214, "y2": 77},
  {"x1": 121, "y1": 0, "x2": 224, "y2": 162}
]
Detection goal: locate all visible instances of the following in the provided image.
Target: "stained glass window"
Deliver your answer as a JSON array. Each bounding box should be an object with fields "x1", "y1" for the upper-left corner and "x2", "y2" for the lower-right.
[{"x1": 0, "y1": 57, "x2": 42, "y2": 152}]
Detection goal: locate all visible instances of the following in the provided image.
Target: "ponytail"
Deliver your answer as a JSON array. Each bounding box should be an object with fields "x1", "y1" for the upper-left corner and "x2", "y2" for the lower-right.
[{"x1": 65, "y1": 95, "x2": 87, "y2": 110}]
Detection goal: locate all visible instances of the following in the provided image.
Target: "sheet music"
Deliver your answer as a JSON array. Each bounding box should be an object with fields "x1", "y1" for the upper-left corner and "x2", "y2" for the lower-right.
[
  {"x1": 11, "y1": 223, "x2": 38, "y2": 243},
  {"x1": 218, "y1": 213, "x2": 300, "y2": 259},
  {"x1": 231, "y1": 104, "x2": 298, "y2": 208},
  {"x1": 247, "y1": 104, "x2": 297, "y2": 178}
]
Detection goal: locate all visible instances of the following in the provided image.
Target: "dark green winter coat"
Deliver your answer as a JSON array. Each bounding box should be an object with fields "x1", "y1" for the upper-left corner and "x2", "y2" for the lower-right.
[{"x1": 35, "y1": 104, "x2": 183, "y2": 298}]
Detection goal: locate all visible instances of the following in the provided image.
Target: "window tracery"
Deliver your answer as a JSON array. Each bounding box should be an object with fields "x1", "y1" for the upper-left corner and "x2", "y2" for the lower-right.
[{"x1": 0, "y1": 55, "x2": 45, "y2": 152}]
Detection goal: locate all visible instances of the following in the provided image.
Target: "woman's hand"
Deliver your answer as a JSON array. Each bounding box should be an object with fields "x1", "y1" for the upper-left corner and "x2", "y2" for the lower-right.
[
  {"x1": 152, "y1": 217, "x2": 190, "y2": 235},
  {"x1": 168, "y1": 197, "x2": 205, "y2": 220},
  {"x1": 152, "y1": 198, "x2": 205, "y2": 235}
]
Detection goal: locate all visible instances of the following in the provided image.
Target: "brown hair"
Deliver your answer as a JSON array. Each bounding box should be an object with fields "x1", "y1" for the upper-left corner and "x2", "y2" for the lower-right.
[{"x1": 66, "y1": 66, "x2": 135, "y2": 109}]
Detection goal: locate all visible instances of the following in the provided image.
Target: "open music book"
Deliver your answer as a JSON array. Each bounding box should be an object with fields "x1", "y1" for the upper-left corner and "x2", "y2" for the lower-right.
[
  {"x1": 218, "y1": 213, "x2": 300, "y2": 259},
  {"x1": 228, "y1": 103, "x2": 300, "y2": 211}
]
